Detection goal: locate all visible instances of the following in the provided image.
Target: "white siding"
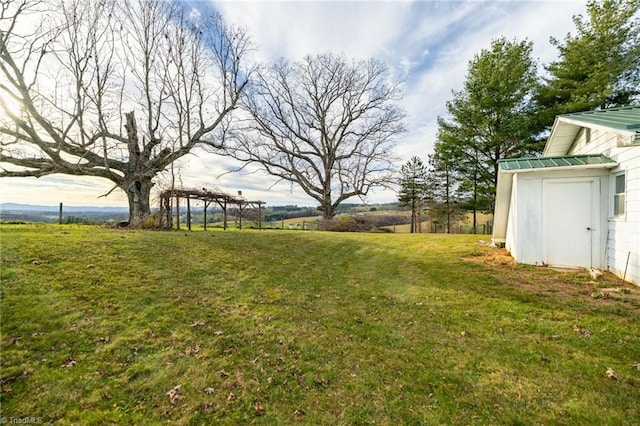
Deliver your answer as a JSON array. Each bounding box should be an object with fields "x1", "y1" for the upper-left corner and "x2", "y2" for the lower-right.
[
  {"x1": 605, "y1": 147, "x2": 640, "y2": 285},
  {"x1": 515, "y1": 177, "x2": 543, "y2": 265},
  {"x1": 505, "y1": 169, "x2": 609, "y2": 269},
  {"x1": 505, "y1": 175, "x2": 517, "y2": 257},
  {"x1": 569, "y1": 128, "x2": 616, "y2": 156},
  {"x1": 570, "y1": 128, "x2": 639, "y2": 285}
]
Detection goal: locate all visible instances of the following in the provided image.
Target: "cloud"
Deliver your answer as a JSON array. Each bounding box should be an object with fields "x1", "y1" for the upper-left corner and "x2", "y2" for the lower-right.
[{"x1": 2, "y1": 0, "x2": 590, "y2": 207}]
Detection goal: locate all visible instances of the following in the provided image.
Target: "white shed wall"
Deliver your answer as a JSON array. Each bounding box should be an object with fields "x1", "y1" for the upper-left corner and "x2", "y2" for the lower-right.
[
  {"x1": 514, "y1": 177, "x2": 543, "y2": 265},
  {"x1": 504, "y1": 175, "x2": 518, "y2": 258},
  {"x1": 506, "y1": 169, "x2": 609, "y2": 269},
  {"x1": 569, "y1": 129, "x2": 639, "y2": 285}
]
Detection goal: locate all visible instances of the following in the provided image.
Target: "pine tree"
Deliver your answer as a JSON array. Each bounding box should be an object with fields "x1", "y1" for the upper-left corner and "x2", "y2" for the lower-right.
[
  {"x1": 434, "y1": 37, "x2": 540, "y2": 219},
  {"x1": 398, "y1": 157, "x2": 429, "y2": 233},
  {"x1": 537, "y1": 0, "x2": 640, "y2": 124}
]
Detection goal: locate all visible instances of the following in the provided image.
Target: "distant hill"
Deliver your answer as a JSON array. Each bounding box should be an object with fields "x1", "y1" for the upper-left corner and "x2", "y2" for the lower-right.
[
  {"x1": 0, "y1": 203, "x2": 129, "y2": 224},
  {"x1": 0, "y1": 203, "x2": 128, "y2": 213}
]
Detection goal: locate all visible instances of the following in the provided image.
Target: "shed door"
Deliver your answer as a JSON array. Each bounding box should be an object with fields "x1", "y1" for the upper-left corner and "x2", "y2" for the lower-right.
[{"x1": 543, "y1": 179, "x2": 597, "y2": 268}]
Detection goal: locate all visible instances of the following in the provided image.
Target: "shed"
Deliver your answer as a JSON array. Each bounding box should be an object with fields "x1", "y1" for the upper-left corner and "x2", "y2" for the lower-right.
[{"x1": 492, "y1": 105, "x2": 640, "y2": 285}]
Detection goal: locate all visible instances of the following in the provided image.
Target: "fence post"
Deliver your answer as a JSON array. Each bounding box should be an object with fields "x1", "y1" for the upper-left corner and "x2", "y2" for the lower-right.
[{"x1": 59, "y1": 202, "x2": 63, "y2": 224}]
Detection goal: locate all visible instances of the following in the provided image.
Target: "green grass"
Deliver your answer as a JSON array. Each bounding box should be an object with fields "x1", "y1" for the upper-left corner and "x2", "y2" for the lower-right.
[{"x1": 1, "y1": 224, "x2": 639, "y2": 424}]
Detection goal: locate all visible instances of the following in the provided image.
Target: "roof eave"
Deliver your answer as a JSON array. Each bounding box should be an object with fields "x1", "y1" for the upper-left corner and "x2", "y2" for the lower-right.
[
  {"x1": 543, "y1": 115, "x2": 639, "y2": 156},
  {"x1": 500, "y1": 162, "x2": 618, "y2": 174}
]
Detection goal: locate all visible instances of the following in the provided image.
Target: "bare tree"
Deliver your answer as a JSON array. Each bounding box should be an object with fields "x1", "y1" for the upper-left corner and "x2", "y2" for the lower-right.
[
  {"x1": 0, "y1": 0, "x2": 252, "y2": 225},
  {"x1": 223, "y1": 53, "x2": 405, "y2": 219}
]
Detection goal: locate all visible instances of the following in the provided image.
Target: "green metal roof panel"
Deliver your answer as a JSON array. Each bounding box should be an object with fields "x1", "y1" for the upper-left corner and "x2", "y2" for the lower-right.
[
  {"x1": 559, "y1": 105, "x2": 640, "y2": 132},
  {"x1": 499, "y1": 154, "x2": 616, "y2": 171}
]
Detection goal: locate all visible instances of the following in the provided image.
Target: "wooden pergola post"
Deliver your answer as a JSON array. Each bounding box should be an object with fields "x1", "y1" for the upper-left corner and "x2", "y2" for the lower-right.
[
  {"x1": 203, "y1": 201, "x2": 209, "y2": 231},
  {"x1": 176, "y1": 195, "x2": 180, "y2": 230},
  {"x1": 186, "y1": 196, "x2": 191, "y2": 231},
  {"x1": 223, "y1": 200, "x2": 228, "y2": 230}
]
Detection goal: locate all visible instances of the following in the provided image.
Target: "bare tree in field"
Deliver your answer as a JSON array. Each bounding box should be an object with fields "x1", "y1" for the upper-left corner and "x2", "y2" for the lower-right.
[
  {"x1": 223, "y1": 53, "x2": 405, "y2": 219},
  {"x1": 0, "y1": 0, "x2": 252, "y2": 225}
]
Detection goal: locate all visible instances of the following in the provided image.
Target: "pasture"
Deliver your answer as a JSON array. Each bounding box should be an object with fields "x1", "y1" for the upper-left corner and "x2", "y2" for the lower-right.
[{"x1": 1, "y1": 225, "x2": 638, "y2": 424}]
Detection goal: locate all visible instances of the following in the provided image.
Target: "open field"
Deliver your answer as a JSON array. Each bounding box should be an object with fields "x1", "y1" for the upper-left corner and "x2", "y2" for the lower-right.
[
  {"x1": 384, "y1": 212, "x2": 494, "y2": 234},
  {"x1": 1, "y1": 225, "x2": 639, "y2": 424}
]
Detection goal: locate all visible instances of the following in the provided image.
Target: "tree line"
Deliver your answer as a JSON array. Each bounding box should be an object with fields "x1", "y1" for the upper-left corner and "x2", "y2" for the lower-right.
[
  {"x1": 1, "y1": 0, "x2": 638, "y2": 227},
  {"x1": 399, "y1": 0, "x2": 639, "y2": 233}
]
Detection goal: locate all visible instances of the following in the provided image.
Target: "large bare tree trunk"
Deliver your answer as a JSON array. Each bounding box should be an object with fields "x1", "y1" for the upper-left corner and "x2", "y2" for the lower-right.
[{"x1": 124, "y1": 178, "x2": 153, "y2": 226}]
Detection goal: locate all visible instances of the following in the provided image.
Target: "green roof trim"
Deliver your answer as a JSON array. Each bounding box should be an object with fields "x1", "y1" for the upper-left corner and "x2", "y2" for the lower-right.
[
  {"x1": 559, "y1": 105, "x2": 640, "y2": 133},
  {"x1": 499, "y1": 154, "x2": 617, "y2": 172}
]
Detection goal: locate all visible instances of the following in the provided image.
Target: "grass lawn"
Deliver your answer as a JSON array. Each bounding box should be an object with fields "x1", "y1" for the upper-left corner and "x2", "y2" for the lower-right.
[{"x1": 1, "y1": 225, "x2": 639, "y2": 424}]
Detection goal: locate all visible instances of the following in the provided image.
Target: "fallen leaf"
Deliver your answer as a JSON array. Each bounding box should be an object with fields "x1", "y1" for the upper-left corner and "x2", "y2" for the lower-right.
[
  {"x1": 166, "y1": 385, "x2": 182, "y2": 404},
  {"x1": 184, "y1": 345, "x2": 201, "y2": 356},
  {"x1": 461, "y1": 331, "x2": 471, "y2": 337},
  {"x1": 199, "y1": 402, "x2": 214, "y2": 413},
  {"x1": 254, "y1": 399, "x2": 265, "y2": 416},
  {"x1": 203, "y1": 387, "x2": 215, "y2": 395},
  {"x1": 572, "y1": 325, "x2": 591, "y2": 337},
  {"x1": 227, "y1": 392, "x2": 235, "y2": 401},
  {"x1": 606, "y1": 367, "x2": 618, "y2": 379},
  {"x1": 633, "y1": 363, "x2": 640, "y2": 371},
  {"x1": 62, "y1": 358, "x2": 76, "y2": 368},
  {"x1": 190, "y1": 321, "x2": 206, "y2": 327}
]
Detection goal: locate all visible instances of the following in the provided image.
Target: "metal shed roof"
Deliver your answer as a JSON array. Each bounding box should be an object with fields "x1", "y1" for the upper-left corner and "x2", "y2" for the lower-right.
[
  {"x1": 499, "y1": 154, "x2": 617, "y2": 173},
  {"x1": 558, "y1": 105, "x2": 640, "y2": 133},
  {"x1": 543, "y1": 105, "x2": 640, "y2": 157}
]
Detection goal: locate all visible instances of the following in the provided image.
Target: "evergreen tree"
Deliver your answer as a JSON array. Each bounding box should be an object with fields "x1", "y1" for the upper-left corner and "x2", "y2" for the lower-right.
[
  {"x1": 434, "y1": 37, "x2": 540, "y2": 218},
  {"x1": 398, "y1": 156, "x2": 429, "y2": 233},
  {"x1": 425, "y1": 153, "x2": 465, "y2": 234},
  {"x1": 537, "y1": 0, "x2": 640, "y2": 125}
]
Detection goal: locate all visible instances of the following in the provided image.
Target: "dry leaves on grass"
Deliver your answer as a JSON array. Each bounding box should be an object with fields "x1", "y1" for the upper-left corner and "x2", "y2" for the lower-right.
[
  {"x1": 184, "y1": 344, "x2": 203, "y2": 357},
  {"x1": 62, "y1": 358, "x2": 76, "y2": 368},
  {"x1": 606, "y1": 368, "x2": 618, "y2": 380},
  {"x1": 254, "y1": 399, "x2": 265, "y2": 416},
  {"x1": 166, "y1": 385, "x2": 182, "y2": 405},
  {"x1": 572, "y1": 325, "x2": 591, "y2": 337},
  {"x1": 198, "y1": 402, "x2": 214, "y2": 414}
]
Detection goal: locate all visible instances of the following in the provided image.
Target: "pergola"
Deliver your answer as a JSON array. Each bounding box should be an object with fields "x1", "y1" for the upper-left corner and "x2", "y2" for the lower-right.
[{"x1": 158, "y1": 188, "x2": 264, "y2": 231}]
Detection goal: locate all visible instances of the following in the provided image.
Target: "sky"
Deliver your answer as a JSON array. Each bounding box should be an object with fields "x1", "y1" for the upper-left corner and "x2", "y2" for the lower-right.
[{"x1": 0, "y1": 0, "x2": 590, "y2": 208}]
